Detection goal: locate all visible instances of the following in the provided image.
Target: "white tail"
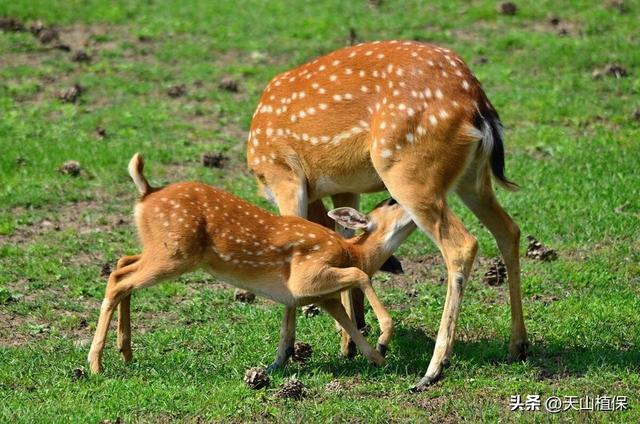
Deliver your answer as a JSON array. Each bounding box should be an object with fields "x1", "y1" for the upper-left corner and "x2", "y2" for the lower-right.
[
  {"x1": 128, "y1": 153, "x2": 151, "y2": 196},
  {"x1": 88, "y1": 154, "x2": 417, "y2": 374},
  {"x1": 246, "y1": 40, "x2": 527, "y2": 390}
]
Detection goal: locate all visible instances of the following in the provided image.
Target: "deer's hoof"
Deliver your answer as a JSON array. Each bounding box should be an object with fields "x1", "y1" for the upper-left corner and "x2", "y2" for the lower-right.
[{"x1": 410, "y1": 374, "x2": 442, "y2": 393}]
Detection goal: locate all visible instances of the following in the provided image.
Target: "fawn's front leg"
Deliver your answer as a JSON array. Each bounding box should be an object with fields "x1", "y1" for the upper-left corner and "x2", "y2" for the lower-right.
[
  {"x1": 319, "y1": 298, "x2": 384, "y2": 366},
  {"x1": 267, "y1": 306, "x2": 296, "y2": 371}
]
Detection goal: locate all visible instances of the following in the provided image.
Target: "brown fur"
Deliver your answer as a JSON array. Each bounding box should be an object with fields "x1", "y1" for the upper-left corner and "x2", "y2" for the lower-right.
[
  {"x1": 245, "y1": 40, "x2": 527, "y2": 389},
  {"x1": 88, "y1": 154, "x2": 416, "y2": 374}
]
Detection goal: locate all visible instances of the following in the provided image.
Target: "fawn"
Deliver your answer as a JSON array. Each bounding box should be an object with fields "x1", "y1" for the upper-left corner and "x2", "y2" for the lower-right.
[
  {"x1": 246, "y1": 40, "x2": 527, "y2": 390},
  {"x1": 87, "y1": 153, "x2": 416, "y2": 373}
]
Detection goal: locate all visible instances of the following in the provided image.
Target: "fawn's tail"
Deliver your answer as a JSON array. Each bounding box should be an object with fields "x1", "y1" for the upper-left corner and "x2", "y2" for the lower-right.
[{"x1": 128, "y1": 153, "x2": 152, "y2": 196}]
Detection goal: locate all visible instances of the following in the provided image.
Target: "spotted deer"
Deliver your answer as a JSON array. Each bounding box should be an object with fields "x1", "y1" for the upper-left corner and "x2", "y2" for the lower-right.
[
  {"x1": 87, "y1": 154, "x2": 417, "y2": 374},
  {"x1": 246, "y1": 40, "x2": 527, "y2": 390}
]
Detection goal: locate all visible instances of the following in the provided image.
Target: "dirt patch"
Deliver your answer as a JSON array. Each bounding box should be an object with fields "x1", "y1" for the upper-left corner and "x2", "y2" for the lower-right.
[
  {"x1": 450, "y1": 16, "x2": 582, "y2": 47},
  {"x1": 409, "y1": 395, "x2": 460, "y2": 424},
  {"x1": 375, "y1": 254, "x2": 447, "y2": 291},
  {"x1": 0, "y1": 192, "x2": 132, "y2": 246},
  {"x1": 531, "y1": 16, "x2": 582, "y2": 37},
  {"x1": 0, "y1": 310, "x2": 38, "y2": 347}
]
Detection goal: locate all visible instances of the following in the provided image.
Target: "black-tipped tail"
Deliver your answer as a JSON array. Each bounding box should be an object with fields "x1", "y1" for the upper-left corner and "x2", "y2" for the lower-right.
[
  {"x1": 475, "y1": 107, "x2": 518, "y2": 191},
  {"x1": 487, "y1": 117, "x2": 518, "y2": 191}
]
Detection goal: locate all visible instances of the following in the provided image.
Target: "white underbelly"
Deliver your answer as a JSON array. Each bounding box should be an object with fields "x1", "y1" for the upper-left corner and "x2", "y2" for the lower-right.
[
  {"x1": 312, "y1": 170, "x2": 385, "y2": 200},
  {"x1": 207, "y1": 268, "x2": 296, "y2": 306}
]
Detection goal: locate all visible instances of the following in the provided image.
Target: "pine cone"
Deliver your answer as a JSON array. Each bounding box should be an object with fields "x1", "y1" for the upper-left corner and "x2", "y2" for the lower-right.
[
  {"x1": 526, "y1": 236, "x2": 558, "y2": 261},
  {"x1": 201, "y1": 152, "x2": 229, "y2": 169},
  {"x1": 302, "y1": 304, "x2": 320, "y2": 317},
  {"x1": 218, "y1": 76, "x2": 239, "y2": 92},
  {"x1": 234, "y1": 289, "x2": 256, "y2": 303},
  {"x1": 244, "y1": 367, "x2": 269, "y2": 389},
  {"x1": 167, "y1": 84, "x2": 186, "y2": 98},
  {"x1": 37, "y1": 27, "x2": 59, "y2": 44},
  {"x1": 58, "y1": 84, "x2": 83, "y2": 103},
  {"x1": 58, "y1": 160, "x2": 81, "y2": 176},
  {"x1": 71, "y1": 50, "x2": 91, "y2": 63},
  {"x1": 100, "y1": 263, "x2": 112, "y2": 278},
  {"x1": 483, "y1": 258, "x2": 507, "y2": 286},
  {"x1": 71, "y1": 367, "x2": 87, "y2": 380},
  {"x1": 291, "y1": 342, "x2": 312, "y2": 362},
  {"x1": 276, "y1": 376, "x2": 305, "y2": 399},
  {"x1": 497, "y1": 1, "x2": 518, "y2": 15}
]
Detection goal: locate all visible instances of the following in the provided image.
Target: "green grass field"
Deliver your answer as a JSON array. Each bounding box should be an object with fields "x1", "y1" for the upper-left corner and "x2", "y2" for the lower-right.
[{"x1": 1, "y1": 0, "x2": 639, "y2": 422}]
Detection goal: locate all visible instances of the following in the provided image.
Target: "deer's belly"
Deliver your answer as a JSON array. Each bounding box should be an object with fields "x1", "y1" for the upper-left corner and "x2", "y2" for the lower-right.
[
  {"x1": 206, "y1": 267, "x2": 296, "y2": 305},
  {"x1": 310, "y1": 168, "x2": 385, "y2": 200}
]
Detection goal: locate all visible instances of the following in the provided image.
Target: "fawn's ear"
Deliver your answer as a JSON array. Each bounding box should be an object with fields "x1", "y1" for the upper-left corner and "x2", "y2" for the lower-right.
[{"x1": 327, "y1": 207, "x2": 371, "y2": 230}]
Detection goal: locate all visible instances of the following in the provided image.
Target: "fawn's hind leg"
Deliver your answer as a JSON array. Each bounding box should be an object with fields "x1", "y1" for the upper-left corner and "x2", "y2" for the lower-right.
[
  {"x1": 115, "y1": 254, "x2": 141, "y2": 362},
  {"x1": 88, "y1": 256, "x2": 185, "y2": 374}
]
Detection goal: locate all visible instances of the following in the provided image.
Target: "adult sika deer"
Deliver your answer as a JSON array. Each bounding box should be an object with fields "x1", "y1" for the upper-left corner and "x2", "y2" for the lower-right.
[
  {"x1": 88, "y1": 154, "x2": 416, "y2": 374},
  {"x1": 246, "y1": 40, "x2": 527, "y2": 390}
]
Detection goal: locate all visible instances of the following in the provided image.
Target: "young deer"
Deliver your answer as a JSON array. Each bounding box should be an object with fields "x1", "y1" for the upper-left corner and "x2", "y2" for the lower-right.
[
  {"x1": 246, "y1": 40, "x2": 527, "y2": 390},
  {"x1": 87, "y1": 154, "x2": 416, "y2": 374}
]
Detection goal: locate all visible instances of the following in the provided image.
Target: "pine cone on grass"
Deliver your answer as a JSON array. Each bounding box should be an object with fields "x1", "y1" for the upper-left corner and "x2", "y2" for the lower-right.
[
  {"x1": 71, "y1": 367, "x2": 87, "y2": 380},
  {"x1": 291, "y1": 342, "x2": 312, "y2": 363},
  {"x1": 244, "y1": 367, "x2": 269, "y2": 389},
  {"x1": 58, "y1": 160, "x2": 82, "y2": 176},
  {"x1": 526, "y1": 236, "x2": 558, "y2": 261},
  {"x1": 483, "y1": 258, "x2": 507, "y2": 286},
  {"x1": 302, "y1": 304, "x2": 320, "y2": 317},
  {"x1": 276, "y1": 376, "x2": 306, "y2": 400},
  {"x1": 201, "y1": 152, "x2": 229, "y2": 169},
  {"x1": 58, "y1": 84, "x2": 83, "y2": 103},
  {"x1": 234, "y1": 289, "x2": 256, "y2": 303}
]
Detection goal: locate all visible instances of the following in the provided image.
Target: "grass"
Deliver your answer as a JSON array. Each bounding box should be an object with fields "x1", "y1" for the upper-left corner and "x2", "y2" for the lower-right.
[{"x1": 1, "y1": 0, "x2": 639, "y2": 422}]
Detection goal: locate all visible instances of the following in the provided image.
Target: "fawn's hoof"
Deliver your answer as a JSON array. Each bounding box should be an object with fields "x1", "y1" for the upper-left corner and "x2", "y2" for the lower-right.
[
  {"x1": 370, "y1": 351, "x2": 385, "y2": 367},
  {"x1": 87, "y1": 354, "x2": 102, "y2": 374},
  {"x1": 266, "y1": 362, "x2": 282, "y2": 372},
  {"x1": 376, "y1": 343, "x2": 388, "y2": 357},
  {"x1": 266, "y1": 347, "x2": 293, "y2": 372},
  {"x1": 340, "y1": 340, "x2": 357, "y2": 359}
]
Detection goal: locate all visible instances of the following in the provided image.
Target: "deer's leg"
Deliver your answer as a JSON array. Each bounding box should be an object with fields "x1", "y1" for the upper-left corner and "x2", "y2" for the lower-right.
[
  {"x1": 457, "y1": 174, "x2": 527, "y2": 360},
  {"x1": 117, "y1": 254, "x2": 141, "y2": 269},
  {"x1": 331, "y1": 193, "x2": 365, "y2": 357},
  {"x1": 410, "y1": 204, "x2": 477, "y2": 389},
  {"x1": 377, "y1": 156, "x2": 478, "y2": 390},
  {"x1": 115, "y1": 254, "x2": 140, "y2": 363},
  {"x1": 357, "y1": 277, "x2": 394, "y2": 357},
  {"x1": 307, "y1": 199, "x2": 335, "y2": 229},
  {"x1": 319, "y1": 298, "x2": 384, "y2": 366},
  {"x1": 271, "y1": 174, "x2": 308, "y2": 218},
  {"x1": 268, "y1": 306, "x2": 297, "y2": 370},
  {"x1": 292, "y1": 265, "x2": 391, "y2": 361},
  {"x1": 88, "y1": 257, "x2": 183, "y2": 374}
]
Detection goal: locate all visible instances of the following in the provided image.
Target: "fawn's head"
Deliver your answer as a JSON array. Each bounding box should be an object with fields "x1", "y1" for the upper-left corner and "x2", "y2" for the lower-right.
[{"x1": 327, "y1": 198, "x2": 416, "y2": 273}]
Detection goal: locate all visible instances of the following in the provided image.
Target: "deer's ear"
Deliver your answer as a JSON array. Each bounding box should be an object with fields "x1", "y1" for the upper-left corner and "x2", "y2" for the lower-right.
[{"x1": 327, "y1": 207, "x2": 370, "y2": 230}]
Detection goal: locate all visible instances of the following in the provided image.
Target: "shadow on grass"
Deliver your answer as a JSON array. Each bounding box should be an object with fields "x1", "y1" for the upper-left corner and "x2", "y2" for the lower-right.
[{"x1": 278, "y1": 325, "x2": 640, "y2": 381}]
